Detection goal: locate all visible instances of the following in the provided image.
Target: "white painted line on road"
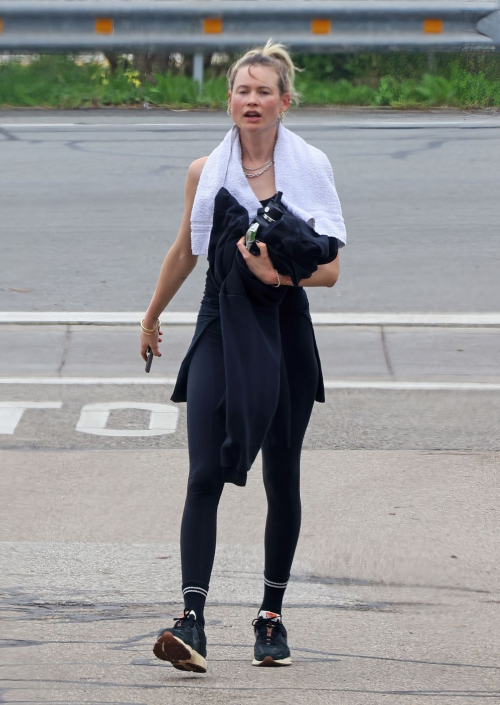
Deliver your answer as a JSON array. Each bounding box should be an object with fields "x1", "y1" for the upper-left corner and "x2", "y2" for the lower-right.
[
  {"x1": 0, "y1": 123, "x2": 212, "y2": 127},
  {"x1": 0, "y1": 311, "x2": 194, "y2": 325},
  {"x1": 0, "y1": 377, "x2": 500, "y2": 390},
  {"x1": 312, "y1": 313, "x2": 500, "y2": 327},
  {"x1": 0, "y1": 401, "x2": 62, "y2": 434},
  {"x1": 0, "y1": 123, "x2": 222, "y2": 128},
  {"x1": 1, "y1": 121, "x2": 499, "y2": 130},
  {"x1": 76, "y1": 401, "x2": 178, "y2": 436},
  {"x1": 322, "y1": 381, "x2": 500, "y2": 391},
  {"x1": 0, "y1": 123, "x2": 83, "y2": 127},
  {"x1": 2, "y1": 312, "x2": 500, "y2": 327},
  {"x1": 0, "y1": 377, "x2": 178, "y2": 385}
]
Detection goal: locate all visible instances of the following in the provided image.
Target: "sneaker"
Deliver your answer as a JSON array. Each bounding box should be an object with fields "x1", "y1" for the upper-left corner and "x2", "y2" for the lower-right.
[
  {"x1": 153, "y1": 609, "x2": 207, "y2": 673},
  {"x1": 252, "y1": 611, "x2": 292, "y2": 667}
]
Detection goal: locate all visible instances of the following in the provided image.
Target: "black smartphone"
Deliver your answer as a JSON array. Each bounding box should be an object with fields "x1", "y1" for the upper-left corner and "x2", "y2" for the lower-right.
[{"x1": 145, "y1": 346, "x2": 154, "y2": 373}]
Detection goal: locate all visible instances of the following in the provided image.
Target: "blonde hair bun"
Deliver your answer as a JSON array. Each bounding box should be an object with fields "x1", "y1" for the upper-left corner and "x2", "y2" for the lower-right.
[{"x1": 226, "y1": 38, "x2": 303, "y2": 108}]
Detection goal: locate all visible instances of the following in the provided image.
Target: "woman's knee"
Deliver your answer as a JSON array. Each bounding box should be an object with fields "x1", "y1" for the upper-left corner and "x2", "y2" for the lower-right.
[
  {"x1": 186, "y1": 468, "x2": 224, "y2": 502},
  {"x1": 263, "y1": 464, "x2": 300, "y2": 503}
]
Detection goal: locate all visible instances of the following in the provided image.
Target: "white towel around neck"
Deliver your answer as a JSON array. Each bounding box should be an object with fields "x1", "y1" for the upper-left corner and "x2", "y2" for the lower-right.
[{"x1": 190, "y1": 121, "x2": 347, "y2": 256}]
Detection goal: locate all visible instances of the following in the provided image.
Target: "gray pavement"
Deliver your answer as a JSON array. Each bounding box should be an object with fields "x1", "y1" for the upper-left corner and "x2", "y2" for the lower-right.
[
  {"x1": 1, "y1": 323, "x2": 500, "y2": 453},
  {"x1": 2, "y1": 448, "x2": 499, "y2": 703},
  {"x1": 1, "y1": 321, "x2": 500, "y2": 702},
  {"x1": 1, "y1": 108, "x2": 500, "y2": 704},
  {"x1": 1, "y1": 107, "x2": 500, "y2": 314},
  {"x1": 1, "y1": 323, "x2": 500, "y2": 381}
]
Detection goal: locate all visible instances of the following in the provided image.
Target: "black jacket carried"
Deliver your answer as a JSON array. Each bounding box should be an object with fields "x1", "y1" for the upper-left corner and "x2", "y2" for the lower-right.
[{"x1": 171, "y1": 187, "x2": 338, "y2": 486}]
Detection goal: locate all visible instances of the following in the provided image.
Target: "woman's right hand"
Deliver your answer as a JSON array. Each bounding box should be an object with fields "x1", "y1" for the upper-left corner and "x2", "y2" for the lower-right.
[{"x1": 140, "y1": 324, "x2": 163, "y2": 362}]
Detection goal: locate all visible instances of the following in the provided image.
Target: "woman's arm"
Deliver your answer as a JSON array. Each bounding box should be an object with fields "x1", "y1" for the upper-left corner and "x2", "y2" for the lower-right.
[
  {"x1": 140, "y1": 157, "x2": 207, "y2": 361},
  {"x1": 288, "y1": 256, "x2": 339, "y2": 288},
  {"x1": 236, "y1": 237, "x2": 340, "y2": 289},
  {"x1": 143, "y1": 157, "x2": 207, "y2": 328}
]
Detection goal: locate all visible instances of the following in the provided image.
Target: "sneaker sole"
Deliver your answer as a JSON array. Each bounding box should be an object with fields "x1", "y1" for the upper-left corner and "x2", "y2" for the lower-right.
[
  {"x1": 252, "y1": 655, "x2": 292, "y2": 667},
  {"x1": 153, "y1": 632, "x2": 207, "y2": 673}
]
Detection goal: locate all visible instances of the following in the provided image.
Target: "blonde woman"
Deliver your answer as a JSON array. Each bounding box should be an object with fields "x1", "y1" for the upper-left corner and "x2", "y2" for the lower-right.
[{"x1": 141, "y1": 40, "x2": 346, "y2": 673}]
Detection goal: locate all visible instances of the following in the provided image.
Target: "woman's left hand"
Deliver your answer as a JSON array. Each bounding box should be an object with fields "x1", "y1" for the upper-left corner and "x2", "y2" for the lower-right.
[{"x1": 236, "y1": 236, "x2": 278, "y2": 286}]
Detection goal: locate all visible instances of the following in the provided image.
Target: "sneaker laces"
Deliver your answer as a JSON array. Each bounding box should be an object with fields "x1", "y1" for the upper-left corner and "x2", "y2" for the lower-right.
[
  {"x1": 173, "y1": 608, "x2": 196, "y2": 629},
  {"x1": 252, "y1": 616, "x2": 284, "y2": 645}
]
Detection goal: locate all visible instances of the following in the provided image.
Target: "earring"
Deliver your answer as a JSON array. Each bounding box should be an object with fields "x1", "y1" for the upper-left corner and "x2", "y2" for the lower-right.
[
  {"x1": 279, "y1": 111, "x2": 284, "y2": 121},
  {"x1": 227, "y1": 105, "x2": 232, "y2": 116}
]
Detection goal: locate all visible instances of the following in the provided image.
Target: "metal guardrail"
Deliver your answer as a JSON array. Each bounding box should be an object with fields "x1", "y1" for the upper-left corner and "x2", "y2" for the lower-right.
[
  {"x1": 1, "y1": 1, "x2": 499, "y2": 88},
  {"x1": 0, "y1": 1, "x2": 499, "y2": 53}
]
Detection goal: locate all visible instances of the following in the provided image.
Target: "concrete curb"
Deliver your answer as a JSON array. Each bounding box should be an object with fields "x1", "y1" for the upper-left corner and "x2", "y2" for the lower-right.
[
  {"x1": 1, "y1": 377, "x2": 500, "y2": 390},
  {"x1": 1, "y1": 312, "x2": 500, "y2": 327}
]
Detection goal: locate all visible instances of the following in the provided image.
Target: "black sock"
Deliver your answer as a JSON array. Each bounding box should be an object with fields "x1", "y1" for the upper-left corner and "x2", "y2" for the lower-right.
[
  {"x1": 182, "y1": 580, "x2": 208, "y2": 627},
  {"x1": 259, "y1": 575, "x2": 288, "y2": 616}
]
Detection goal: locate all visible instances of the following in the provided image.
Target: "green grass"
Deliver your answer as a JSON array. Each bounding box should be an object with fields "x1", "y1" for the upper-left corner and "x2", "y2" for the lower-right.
[
  {"x1": 296, "y1": 77, "x2": 375, "y2": 106},
  {"x1": 0, "y1": 56, "x2": 142, "y2": 108},
  {"x1": 1, "y1": 55, "x2": 499, "y2": 109}
]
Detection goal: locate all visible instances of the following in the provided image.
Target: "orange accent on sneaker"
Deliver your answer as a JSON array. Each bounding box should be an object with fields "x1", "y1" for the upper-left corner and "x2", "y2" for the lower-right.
[{"x1": 265, "y1": 612, "x2": 279, "y2": 619}]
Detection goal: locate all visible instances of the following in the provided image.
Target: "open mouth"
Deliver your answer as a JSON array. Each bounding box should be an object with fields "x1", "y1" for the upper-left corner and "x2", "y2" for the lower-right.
[{"x1": 244, "y1": 112, "x2": 261, "y2": 119}]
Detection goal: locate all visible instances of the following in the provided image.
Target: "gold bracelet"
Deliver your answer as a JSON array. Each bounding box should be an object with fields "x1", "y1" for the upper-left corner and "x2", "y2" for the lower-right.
[
  {"x1": 141, "y1": 317, "x2": 161, "y2": 335},
  {"x1": 272, "y1": 269, "x2": 280, "y2": 288}
]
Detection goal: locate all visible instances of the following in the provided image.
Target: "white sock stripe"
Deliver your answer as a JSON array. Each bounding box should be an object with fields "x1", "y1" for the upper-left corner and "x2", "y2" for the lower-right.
[
  {"x1": 264, "y1": 578, "x2": 288, "y2": 588},
  {"x1": 182, "y1": 585, "x2": 208, "y2": 592},
  {"x1": 182, "y1": 587, "x2": 208, "y2": 596},
  {"x1": 182, "y1": 585, "x2": 208, "y2": 591}
]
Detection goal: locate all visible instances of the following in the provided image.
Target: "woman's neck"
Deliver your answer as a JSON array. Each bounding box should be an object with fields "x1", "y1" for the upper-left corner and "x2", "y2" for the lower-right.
[{"x1": 238, "y1": 123, "x2": 279, "y2": 167}]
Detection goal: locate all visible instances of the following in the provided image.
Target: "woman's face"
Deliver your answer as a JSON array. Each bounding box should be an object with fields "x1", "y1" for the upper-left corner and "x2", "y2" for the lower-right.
[{"x1": 228, "y1": 64, "x2": 290, "y2": 132}]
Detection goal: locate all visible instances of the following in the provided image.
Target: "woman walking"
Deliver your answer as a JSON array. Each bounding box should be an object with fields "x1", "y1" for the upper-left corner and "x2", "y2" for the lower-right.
[{"x1": 140, "y1": 39, "x2": 346, "y2": 673}]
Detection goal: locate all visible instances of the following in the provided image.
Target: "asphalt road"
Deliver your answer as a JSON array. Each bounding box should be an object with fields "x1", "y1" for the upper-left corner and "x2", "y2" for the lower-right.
[
  {"x1": 2, "y1": 325, "x2": 499, "y2": 703},
  {"x1": 1, "y1": 108, "x2": 499, "y2": 704},
  {"x1": 1, "y1": 107, "x2": 500, "y2": 313},
  {"x1": 2, "y1": 447, "x2": 499, "y2": 704}
]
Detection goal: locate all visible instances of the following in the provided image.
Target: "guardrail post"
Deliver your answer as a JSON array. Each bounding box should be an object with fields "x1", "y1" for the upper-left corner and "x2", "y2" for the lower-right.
[
  {"x1": 427, "y1": 51, "x2": 436, "y2": 73},
  {"x1": 193, "y1": 52, "x2": 204, "y2": 94}
]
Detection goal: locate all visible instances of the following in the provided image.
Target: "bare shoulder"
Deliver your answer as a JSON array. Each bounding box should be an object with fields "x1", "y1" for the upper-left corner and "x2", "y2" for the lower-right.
[
  {"x1": 187, "y1": 156, "x2": 209, "y2": 186},
  {"x1": 172, "y1": 157, "x2": 209, "y2": 256},
  {"x1": 184, "y1": 156, "x2": 209, "y2": 208}
]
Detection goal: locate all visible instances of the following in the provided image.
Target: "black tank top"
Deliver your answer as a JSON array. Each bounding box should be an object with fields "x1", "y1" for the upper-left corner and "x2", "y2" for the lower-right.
[{"x1": 260, "y1": 194, "x2": 277, "y2": 207}]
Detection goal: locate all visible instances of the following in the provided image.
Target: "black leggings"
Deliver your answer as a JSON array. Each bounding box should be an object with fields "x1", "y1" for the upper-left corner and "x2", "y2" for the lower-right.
[{"x1": 181, "y1": 312, "x2": 319, "y2": 596}]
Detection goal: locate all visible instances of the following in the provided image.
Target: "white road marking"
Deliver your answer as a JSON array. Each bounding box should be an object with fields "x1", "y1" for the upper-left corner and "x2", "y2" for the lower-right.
[
  {"x1": 0, "y1": 123, "x2": 84, "y2": 127},
  {"x1": 0, "y1": 311, "x2": 196, "y2": 325},
  {"x1": 0, "y1": 377, "x2": 178, "y2": 385},
  {"x1": 322, "y1": 381, "x2": 500, "y2": 391},
  {"x1": 2, "y1": 312, "x2": 500, "y2": 327},
  {"x1": 0, "y1": 401, "x2": 62, "y2": 435},
  {"x1": 312, "y1": 313, "x2": 500, "y2": 327},
  {"x1": 0, "y1": 378, "x2": 499, "y2": 390},
  {"x1": 75, "y1": 401, "x2": 178, "y2": 437},
  {"x1": 1, "y1": 121, "x2": 499, "y2": 130}
]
